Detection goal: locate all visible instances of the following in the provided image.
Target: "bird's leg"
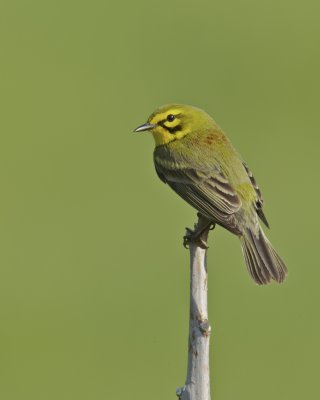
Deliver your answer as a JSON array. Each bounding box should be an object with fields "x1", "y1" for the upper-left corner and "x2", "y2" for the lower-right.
[{"x1": 183, "y1": 213, "x2": 215, "y2": 249}]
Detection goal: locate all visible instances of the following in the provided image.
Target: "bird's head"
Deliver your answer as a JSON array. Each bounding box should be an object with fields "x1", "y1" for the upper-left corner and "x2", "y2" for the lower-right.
[{"x1": 134, "y1": 104, "x2": 215, "y2": 146}]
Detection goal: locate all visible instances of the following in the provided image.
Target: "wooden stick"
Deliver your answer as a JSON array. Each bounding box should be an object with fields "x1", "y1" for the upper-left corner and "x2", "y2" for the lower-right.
[{"x1": 177, "y1": 215, "x2": 212, "y2": 400}]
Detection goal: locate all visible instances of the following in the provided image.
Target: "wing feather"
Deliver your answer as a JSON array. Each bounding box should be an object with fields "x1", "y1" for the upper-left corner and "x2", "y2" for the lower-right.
[
  {"x1": 242, "y1": 162, "x2": 270, "y2": 228},
  {"x1": 154, "y1": 149, "x2": 242, "y2": 234}
]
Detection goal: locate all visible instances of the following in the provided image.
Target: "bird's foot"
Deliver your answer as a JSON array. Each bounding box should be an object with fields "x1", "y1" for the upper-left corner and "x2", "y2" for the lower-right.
[{"x1": 183, "y1": 214, "x2": 215, "y2": 249}]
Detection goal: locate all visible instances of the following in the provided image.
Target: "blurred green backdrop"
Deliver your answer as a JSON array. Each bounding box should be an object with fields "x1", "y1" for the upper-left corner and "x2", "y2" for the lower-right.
[{"x1": 0, "y1": 0, "x2": 319, "y2": 399}]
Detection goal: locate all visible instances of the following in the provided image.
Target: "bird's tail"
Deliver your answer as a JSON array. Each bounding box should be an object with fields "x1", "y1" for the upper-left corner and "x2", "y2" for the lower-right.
[{"x1": 239, "y1": 227, "x2": 288, "y2": 285}]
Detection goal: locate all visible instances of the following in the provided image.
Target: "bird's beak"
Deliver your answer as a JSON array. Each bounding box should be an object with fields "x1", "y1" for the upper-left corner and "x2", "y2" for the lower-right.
[{"x1": 133, "y1": 122, "x2": 156, "y2": 132}]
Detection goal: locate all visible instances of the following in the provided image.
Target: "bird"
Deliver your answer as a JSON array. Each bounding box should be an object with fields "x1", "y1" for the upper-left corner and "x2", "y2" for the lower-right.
[{"x1": 134, "y1": 104, "x2": 287, "y2": 285}]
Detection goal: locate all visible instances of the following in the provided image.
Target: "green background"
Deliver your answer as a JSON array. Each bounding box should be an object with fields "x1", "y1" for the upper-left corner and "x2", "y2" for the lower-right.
[{"x1": 0, "y1": 1, "x2": 319, "y2": 399}]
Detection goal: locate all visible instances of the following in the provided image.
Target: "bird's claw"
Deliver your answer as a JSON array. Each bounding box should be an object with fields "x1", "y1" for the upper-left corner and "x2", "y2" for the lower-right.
[
  {"x1": 183, "y1": 228, "x2": 194, "y2": 249},
  {"x1": 183, "y1": 227, "x2": 211, "y2": 250},
  {"x1": 183, "y1": 217, "x2": 215, "y2": 250}
]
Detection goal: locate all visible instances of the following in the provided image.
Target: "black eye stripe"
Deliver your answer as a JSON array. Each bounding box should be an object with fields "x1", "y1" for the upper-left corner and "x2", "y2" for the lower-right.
[
  {"x1": 166, "y1": 124, "x2": 182, "y2": 133},
  {"x1": 157, "y1": 113, "x2": 183, "y2": 134},
  {"x1": 159, "y1": 121, "x2": 182, "y2": 134},
  {"x1": 158, "y1": 113, "x2": 182, "y2": 124}
]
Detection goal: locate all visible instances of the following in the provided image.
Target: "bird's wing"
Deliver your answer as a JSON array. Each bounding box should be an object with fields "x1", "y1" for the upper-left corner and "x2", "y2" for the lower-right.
[
  {"x1": 154, "y1": 153, "x2": 242, "y2": 233},
  {"x1": 242, "y1": 162, "x2": 269, "y2": 228}
]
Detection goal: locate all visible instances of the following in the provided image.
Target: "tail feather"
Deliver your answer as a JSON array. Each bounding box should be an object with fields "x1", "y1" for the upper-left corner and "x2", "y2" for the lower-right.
[
  {"x1": 243, "y1": 236, "x2": 270, "y2": 284},
  {"x1": 240, "y1": 227, "x2": 288, "y2": 285}
]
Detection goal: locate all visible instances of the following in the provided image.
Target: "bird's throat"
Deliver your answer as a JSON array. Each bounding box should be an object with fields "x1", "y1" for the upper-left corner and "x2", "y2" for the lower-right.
[{"x1": 152, "y1": 128, "x2": 189, "y2": 147}]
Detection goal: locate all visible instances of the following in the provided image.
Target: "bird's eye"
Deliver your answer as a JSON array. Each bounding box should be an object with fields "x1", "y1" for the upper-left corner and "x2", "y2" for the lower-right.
[{"x1": 167, "y1": 114, "x2": 175, "y2": 122}]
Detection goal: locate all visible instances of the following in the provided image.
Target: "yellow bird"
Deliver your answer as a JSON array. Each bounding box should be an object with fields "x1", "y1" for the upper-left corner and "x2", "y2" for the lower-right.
[{"x1": 134, "y1": 104, "x2": 287, "y2": 285}]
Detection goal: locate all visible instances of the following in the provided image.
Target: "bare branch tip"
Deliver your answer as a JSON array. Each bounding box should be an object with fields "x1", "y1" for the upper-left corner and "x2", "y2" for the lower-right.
[{"x1": 176, "y1": 385, "x2": 186, "y2": 398}]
